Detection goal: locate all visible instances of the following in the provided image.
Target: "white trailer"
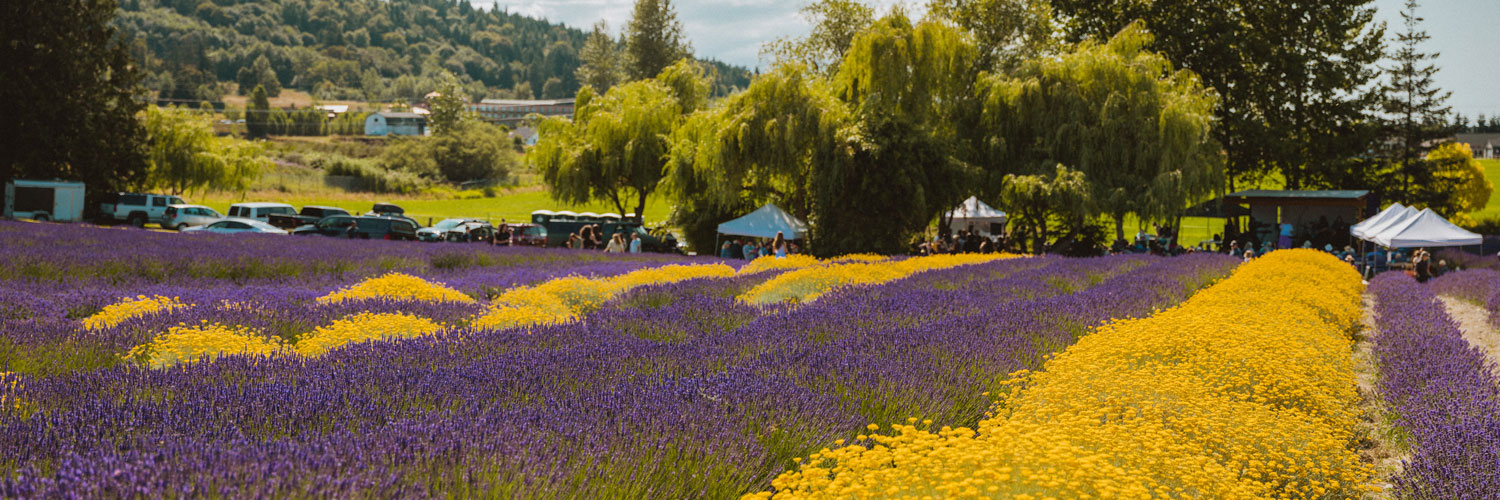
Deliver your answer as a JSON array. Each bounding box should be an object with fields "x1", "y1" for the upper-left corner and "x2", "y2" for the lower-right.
[{"x1": 4, "y1": 180, "x2": 86, "y2": 222}]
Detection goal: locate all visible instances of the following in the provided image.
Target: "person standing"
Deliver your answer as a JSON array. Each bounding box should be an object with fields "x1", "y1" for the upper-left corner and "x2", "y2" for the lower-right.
[
  {"x1": 772, "y1": 231, "x2": 788, "y2": 258},
  {"x1": 605, "y1": 233, "x2": 626, "y2": 253},
  {"x1": 628, "y1": 233, "x2": 642, "y2": 254},
  {"x1": 742, "y1": 240, "x2": 758, "y2": 261},
  {"x1": 1414, "y1": 249, "x2": 1433, "y2": 283}
]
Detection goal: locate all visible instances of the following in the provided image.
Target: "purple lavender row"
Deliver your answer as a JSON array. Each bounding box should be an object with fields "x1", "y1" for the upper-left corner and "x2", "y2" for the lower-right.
[
  {"x1": 0, "y1": 220, "x2": 728, "y2": 287},
  {"x1": 0, "y1": 253, "x2": 1236, "y2": 497},
  {"x1": 1370, "y1": 272, "x2": 1500, "y2": 499},
  {"x1": 1427, "y1": 269, "x2": 1500, "y2": 329}
]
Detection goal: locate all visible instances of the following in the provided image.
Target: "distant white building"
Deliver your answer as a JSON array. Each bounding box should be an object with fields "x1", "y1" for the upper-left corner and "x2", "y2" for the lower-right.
[
  {"x1": 510, "y1": 126, "x2": 538, "y2": 146},
  {"x1": 1454, "y1": 133, "x2": 1500, "y2": 159},
  {"x1": 467, "y1": 99, "x2": 574, "y2": 126},
  {"x1": 364, "y1": 112, "x2": 427, "y2": 136}
]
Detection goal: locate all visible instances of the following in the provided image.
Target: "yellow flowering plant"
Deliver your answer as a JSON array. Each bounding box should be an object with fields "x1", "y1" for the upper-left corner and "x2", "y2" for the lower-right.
[
  {"x1": 295, "y1": 312, "x2": 446, "y2": 357},
  {"x1": 739, "y1": 254, "x2": 1019, "y2": 305},
  {"x1": 317, "y1": 273, "x2": 475, "y2": 304},
  {"x1": 473, "y1": 264, "x2": 736, "y2": 331},
  {"x1": 126, "y1": 322, "x2": 287, "y2": 369},
  {"x1": 749, "y1": 250, "x2": 1372, "y2": 499},
  {"x1": 80, "y1": 295, "x2": 191, "y2": 331}
]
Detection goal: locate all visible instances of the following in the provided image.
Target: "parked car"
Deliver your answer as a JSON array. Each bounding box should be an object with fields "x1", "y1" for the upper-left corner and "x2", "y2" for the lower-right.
[
  {"x1": 181, "y1": 217, "x2": 288, "y2": 235},
  {"x1": 4, "y1": 180, "x2": 85, "y2": 222},
  {"x1": 498, "y1": 223, "x2": 548, "y2": 247},
  {"x1": 291, "y1": 215, "x2": 418, "y2": 241},
  {"x1": 367, "y1": 202, "x2": 405, "y2": 217},
  {"x1": 99, "y1": 193, "x2": 185, "y2": 227},
  {"x1": 266, "y1": 205, "x2": 351, "y2": 229},
  {"x1": 161, "y1": 204, "x2": 223, "y2": 230},
  {"x1": 227, "y1": 202, "x2": 296, "y2": 222},
  {"x1": 418, "y1": 218, "x2": 494, "y2": 242}
]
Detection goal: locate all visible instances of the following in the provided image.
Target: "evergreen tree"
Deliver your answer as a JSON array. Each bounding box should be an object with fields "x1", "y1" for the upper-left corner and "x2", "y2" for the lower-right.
[
  {"x1": 624, "y1": 0, "x2": 691, "y2": 81},
  {"x1": 1, "y1": 0, "x2": 148, "y2": 195},
  {"x1": 246, "y1": 85, "x2": 271, "y2": 139},
  {"x1": 251, "y1": 55, "x2": 282, "y2": 97},
  {"x1": 427, "y1": 73, "x2": 473, "y2": 136},
  {"x1": 1380, "y1": 0, "x2": 1453, "y2": 203},
  {"x1": 576, "y1": 21, "x2": 622, "y2": 92}
]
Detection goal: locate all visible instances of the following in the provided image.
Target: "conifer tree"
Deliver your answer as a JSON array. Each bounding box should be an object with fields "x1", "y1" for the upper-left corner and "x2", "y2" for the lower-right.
[
  {"x1": 624, "y1": 0, "x2": 691, "y2": 81},
  {"x1": 1380, "y1": 0, "x2": 1453, "y2": 203}
]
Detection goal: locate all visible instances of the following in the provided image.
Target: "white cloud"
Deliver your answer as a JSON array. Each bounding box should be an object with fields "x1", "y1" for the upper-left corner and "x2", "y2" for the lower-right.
[{"x1": 475, "y1": 0, "x2": 922, "y2": 68}]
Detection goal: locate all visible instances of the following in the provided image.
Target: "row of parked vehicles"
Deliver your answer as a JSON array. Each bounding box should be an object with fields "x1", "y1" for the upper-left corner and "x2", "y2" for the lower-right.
[{"x1": 4, "y1": 180, "x2": 679, "y2": 251}]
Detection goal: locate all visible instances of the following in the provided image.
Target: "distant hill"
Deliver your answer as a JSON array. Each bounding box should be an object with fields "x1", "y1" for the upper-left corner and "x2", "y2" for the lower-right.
[{"x1": 113, "y1": 0, "x2": 752, "y2": 106}]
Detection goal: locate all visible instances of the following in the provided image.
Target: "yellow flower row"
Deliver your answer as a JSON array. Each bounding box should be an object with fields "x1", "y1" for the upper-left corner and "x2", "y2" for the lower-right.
[
  {"x1": 127, "y1": 313, "x2": 445, "y2": 368},
  {"x1": 80, "y1": 295, "x2": 190, "y2": 331},
  {"x1": 316, "y1": 273, "x2": 475, "y2": 304},
  {"x1": 473, "y1": 264, "x2": 736, "y2": 331},
  {"x1": 739, "y1": 253, "x2": 1020, "y2": 305},
  {"x1": 749, "y1": 250, "x2": 1370, "y2": 499},
  {"x1": 736, "y1": 253, "x2": 890, "y2": 276}
]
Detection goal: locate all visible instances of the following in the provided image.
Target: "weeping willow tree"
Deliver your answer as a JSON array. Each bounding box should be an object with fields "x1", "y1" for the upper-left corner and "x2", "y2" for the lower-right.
[
  {"x1": 810, "y1": 11, "x2": 983, "y2": 256},
  {"x1": 142, "y1": 106, "x2": 266, "y2": 195},
  {"x1": 664, "y1": 64, "x2": 846, "y2": 250},
  {"x1": 669, "y1": 12, "x2": 986, "y2": 255},
  {"x1": 534, "y1": 59, "x2": 709, "y2": 220},
  {"x1": 1000, "y1": 165, "x2": 1092, "y2": 253},
  {"x1": 982, "y1": 22, "x2": 1222, "y2": 243}
]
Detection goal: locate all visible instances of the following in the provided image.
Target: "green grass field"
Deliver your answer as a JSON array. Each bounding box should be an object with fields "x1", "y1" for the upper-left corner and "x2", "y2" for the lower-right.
[
  {"x1": 1475, "y1": 158, "x2": 1500, "y2": 221},
  {"x1": 197, "y1": 189, "x2": 676, "y2": 226}
]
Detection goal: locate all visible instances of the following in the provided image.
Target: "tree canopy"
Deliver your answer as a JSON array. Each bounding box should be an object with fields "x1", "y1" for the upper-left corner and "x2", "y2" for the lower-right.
[
  {"x1": 1051, "y1": 0, "x2": 1385, "y2": 191},
  {"x1": 535, "y1": 60, "x2": 709, "y2": 220},
  {"x1": 142, "y1": 106, "x2": 266, "y2": 195},
  {"x1": 113, "y1": 0, "x2": 751, "y2": 103},
  {"x1": 1, "y1": 0, "x2": 147, "y2": 196},
  {"x1": 981, "y1": 23, "x2": 1222, "y2": 242}
]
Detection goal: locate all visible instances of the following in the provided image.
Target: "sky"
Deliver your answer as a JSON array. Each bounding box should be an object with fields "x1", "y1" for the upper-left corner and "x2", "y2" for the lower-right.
[{"x1": 481, "y1": 0, "x2": 1498, "y2": 119}]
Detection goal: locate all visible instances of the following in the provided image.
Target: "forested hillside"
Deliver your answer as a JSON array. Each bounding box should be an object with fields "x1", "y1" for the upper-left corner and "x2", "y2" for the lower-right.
[{"x1": 114, "y1": 0, "x2": 751, "y2": 104}]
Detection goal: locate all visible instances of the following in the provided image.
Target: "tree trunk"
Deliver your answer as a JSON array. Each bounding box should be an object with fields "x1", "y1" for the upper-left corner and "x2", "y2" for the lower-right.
[{"x1": 1113, "y1": 212, "x2": 1126, "y2": 244}]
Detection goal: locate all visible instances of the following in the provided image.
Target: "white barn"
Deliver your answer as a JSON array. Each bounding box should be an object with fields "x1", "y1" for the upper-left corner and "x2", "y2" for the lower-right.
[{"x1": 365, "y1": 112, "x2": 427, "y2": 136}]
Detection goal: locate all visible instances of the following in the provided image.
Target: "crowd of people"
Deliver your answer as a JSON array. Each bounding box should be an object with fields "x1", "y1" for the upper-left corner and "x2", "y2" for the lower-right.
[
  {"x1": 719, "y1": 232, "x2": 795, "y2": 260},
  {"x1": 915, "y1": 228, "x2": 1008, "y2": 255},
  {"x1": 562, "y1": 224, "x2": 644, "y2": 253}
]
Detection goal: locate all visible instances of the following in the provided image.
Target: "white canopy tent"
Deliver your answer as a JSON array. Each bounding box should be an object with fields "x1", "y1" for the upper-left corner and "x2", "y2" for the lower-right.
[
  {"x1": 1349, "y1": 202, "x2": 1405, "y2": 239},
  {"x1": 1353, "y1": 205, "x2": 1420, "y2": 242},
  {"x1": 946, "y1": 196, "x2": 1008, "y2": 235},
  {"x1": 1366, "y1": 208, "x2": 1483, "y2": 248},
  {"x1": 717, "y1": 203, "x2": 809, "y2": 240}
]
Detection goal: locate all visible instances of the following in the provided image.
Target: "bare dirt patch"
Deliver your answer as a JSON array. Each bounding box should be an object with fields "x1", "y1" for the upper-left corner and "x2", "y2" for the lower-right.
[
  {"x1": 1440, "y1": 296, "x2": 1500, "y2": 370},
  {"x1": 1352, "y1": 293, "x2": 1407, "y2": 500}
]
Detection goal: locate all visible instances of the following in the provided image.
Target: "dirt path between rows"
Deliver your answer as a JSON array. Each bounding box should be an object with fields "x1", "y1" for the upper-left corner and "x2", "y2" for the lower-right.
[
  {"x1": 1440, "y1": 296, "x2": 1500, "y2": 370},
  {"x1": 1353, "y1": 293, "x2": 1406, "y2": 500}
]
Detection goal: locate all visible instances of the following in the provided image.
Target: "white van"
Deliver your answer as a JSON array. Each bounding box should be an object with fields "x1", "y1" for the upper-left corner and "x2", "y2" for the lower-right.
[{"x1": 226, "y1": 202, "x2": 296, "y2": 222}]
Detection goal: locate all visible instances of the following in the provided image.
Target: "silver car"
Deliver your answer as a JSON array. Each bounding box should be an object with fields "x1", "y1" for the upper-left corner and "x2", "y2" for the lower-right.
[
  {"x1": 181, "y1": 217, "x2": 288, "y2": 235},
  {"x1": 161, "y1": 204, "x2": 223, "y2": 230}
]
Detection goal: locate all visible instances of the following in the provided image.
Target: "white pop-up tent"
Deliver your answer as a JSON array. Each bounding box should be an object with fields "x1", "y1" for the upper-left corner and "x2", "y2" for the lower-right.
[
  {"x1": 1350, "y1": 202, "x2": 1405, "y2": 239},
  {"x1": 1353, "y1": 205, "x2": 1420, "y2": 242},
  {"x1": 1367, "y1": 208, "x2": 1483, "y2": 248},
  {"x1": 717, "y1": 203, "x2": 809, "y2": 240},
  {"x1": 947, "y1": 196, "x2": 1008, "y2": 235}
]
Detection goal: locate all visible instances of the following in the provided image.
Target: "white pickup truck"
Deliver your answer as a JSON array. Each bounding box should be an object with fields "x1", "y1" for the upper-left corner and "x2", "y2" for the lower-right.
[{"x1": 99, "y1": 193, "x2": 185, "y2": 227}]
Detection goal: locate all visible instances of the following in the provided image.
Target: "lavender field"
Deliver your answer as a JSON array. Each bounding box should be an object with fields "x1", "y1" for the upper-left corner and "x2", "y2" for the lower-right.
[
  {"x1": 0, "y1": 221, "x2": 1240, "y2": 497},
  {"x1": 1374, "y1": 272, "x2": 1500, "y2": 498}
]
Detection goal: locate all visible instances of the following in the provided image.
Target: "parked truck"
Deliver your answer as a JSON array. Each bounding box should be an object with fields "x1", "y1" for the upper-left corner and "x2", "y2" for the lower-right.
[
  {"x1": 267, "y1": 205, "x2": 352, "y2": 229},
  {"x1": 4, "y1": 180, "x2": 86, "y2": 222},
  {"x1": 98, "y1": 192, "x2": 185, "y2": 227}
]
